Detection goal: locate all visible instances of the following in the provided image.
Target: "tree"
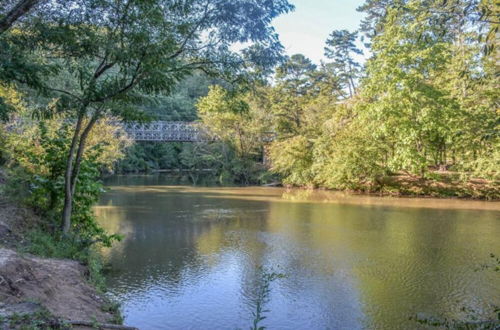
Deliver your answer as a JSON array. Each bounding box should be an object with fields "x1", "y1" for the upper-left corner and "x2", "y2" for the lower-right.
[
  {"x1": 275, "y1": 54, "x2": 317, "y2": 96},
  {"x1": 324, "y1": 29, "x2": 362, "y2": 97},
  {"x1": 354, "y1": 0, "x2": 498, "y2": 177},
  {"x1": 3, "y1": 114, "x2": 130, "y2": 244},
  {"x1": 267, "y1": 0, "x2": 498, "y2": 193},
  {"x1": 196, "y1": 84, "x2": 272, "y2": 183},
  {"x1": 267, "y1": 54, "x2": 318, "y2": 135},
  {"x1": 356, "y1": 0, "x2": 400, "y2": 45},
  {"x1": 7, "y1": 0, "x2": 294, "y2": 234},
  {"x1": 0, "y1": 0, "x2": 51, "y2": 117}
]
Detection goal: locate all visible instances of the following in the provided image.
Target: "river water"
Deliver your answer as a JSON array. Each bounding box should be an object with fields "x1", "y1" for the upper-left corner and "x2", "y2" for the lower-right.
[{"x1": 95, "y1": 175, "x2": 500, "y2": 330}]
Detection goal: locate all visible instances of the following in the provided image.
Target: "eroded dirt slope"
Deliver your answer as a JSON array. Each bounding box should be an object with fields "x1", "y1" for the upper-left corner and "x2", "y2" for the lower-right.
[{"x1": 0, "y1": 248, "x2": 115, "y2": 323}]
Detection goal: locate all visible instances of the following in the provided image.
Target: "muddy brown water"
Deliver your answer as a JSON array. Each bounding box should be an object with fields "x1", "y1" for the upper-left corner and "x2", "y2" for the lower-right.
[{"x1": 96, "y1": 175, "x2": 500, "y2": 330}]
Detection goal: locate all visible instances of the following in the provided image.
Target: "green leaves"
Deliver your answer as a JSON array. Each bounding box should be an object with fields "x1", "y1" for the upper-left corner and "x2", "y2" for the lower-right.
[
  {"x1": 250, "y1": 268, "x2": 286, "y2": 330},
  {"x1": 324, "y1": 29, "x2": 362, "y2": 97},
  {"x1": 2, "y1": 117, "x2": 130, "y2": 243},
  {"x1": 1, "y1": 0, "x2": 294, "y2": 122},
  {"x1": 261, "y1": 1, "x2": 498, "y2": 192}
]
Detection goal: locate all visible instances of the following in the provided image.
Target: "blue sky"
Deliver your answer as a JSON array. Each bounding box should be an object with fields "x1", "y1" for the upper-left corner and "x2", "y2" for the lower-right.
[{"x1": 272, "y1": 0, "x2": 367, "y2": 64}]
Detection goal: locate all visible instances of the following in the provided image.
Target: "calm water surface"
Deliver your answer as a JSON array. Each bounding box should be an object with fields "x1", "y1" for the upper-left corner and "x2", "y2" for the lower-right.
[{"x1": 96, "y1": 175, "x2": 500, "y2": 330}]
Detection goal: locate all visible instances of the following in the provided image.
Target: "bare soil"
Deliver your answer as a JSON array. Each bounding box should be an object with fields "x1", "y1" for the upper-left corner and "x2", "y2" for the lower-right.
[
  {"x1": 0, "y1": 248, "x2": 115, "y2": 324},
  {"x1": 0, "y1": 169, "x2": 127, "y2": 329}
]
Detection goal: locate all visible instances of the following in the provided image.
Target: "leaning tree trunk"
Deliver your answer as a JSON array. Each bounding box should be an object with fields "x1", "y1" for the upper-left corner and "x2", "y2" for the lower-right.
[
  {"x1": 61, "y1": 112, "x2": 98, "y2": 235},
  {"x1": 62, "y1": 115, "x2": 84, "y2": 234}
]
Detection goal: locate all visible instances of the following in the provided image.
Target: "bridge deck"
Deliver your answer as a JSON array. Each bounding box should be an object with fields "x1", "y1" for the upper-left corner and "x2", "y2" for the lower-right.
[{"x1": 122, "y1": 121, "x2": 208, "y2": 142}]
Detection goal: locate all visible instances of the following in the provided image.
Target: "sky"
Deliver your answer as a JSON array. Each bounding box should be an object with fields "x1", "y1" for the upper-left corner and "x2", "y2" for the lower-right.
[{"x1": 272, "y1": 0, "x2": 367, "y2": 64}]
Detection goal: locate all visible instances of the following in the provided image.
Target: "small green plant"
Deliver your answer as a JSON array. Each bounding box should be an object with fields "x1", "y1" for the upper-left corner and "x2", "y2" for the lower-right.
[
  {"x1": 3, "y1": 307, "x2": 63, "y2": 329},
  {"x1": 250, "y1": 268, "x2": 286, "y2": 330},
  {"x1": 101, "y1": 301, "x2": 124, "y2": 325}
]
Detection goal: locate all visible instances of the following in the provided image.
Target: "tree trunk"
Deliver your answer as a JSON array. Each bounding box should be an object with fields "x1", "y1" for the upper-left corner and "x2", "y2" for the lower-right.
[
  {"x1": 347, "y1": 61, "x2": 356, "y2": 97},
  {"x1": 62, "y1": 114, "x2": 84, "y2": 235},
  {"x1": 70, "y1": 115, "x2": 98, "y2": 193},
  {"x1": 0, "y1": 0, "x2": 41, "y2": 34},
  {"x1": 348, "y1": 76, "x2": 356, "y2": 96},
  {"x1": 346, "y1": 78, "x2": 353, "y2": 98},
  {"x1": 62, "y1": 113, "x2": 99, "y2": 235}
]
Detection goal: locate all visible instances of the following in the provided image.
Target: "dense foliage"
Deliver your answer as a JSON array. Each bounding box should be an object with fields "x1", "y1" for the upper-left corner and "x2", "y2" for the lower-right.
[
  {"x1": 1, "y1": 112, "x2": 130, "y2": 244},
  {"x1": 194, "y1": 0, "x2": 498, "y2": 197},
  {"x1": 0, "y1": 0, "x2": 294, "y2": 234},
  {"x1": 115, "y1": 73, "x2": 220, "y2": 174}
]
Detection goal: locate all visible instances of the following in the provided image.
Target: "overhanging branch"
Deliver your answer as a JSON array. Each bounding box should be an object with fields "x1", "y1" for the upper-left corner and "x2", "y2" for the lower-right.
[{"x1": 0, "y1": 0, "x2": 42, "y2": 34}]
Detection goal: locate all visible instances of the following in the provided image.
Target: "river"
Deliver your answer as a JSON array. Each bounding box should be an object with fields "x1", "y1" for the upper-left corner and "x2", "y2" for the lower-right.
[{"x1": 95, "y1": 175, "x2": 500, "y2": 330}]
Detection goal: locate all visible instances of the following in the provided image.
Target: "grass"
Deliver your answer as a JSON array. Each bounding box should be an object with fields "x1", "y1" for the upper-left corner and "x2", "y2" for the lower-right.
[
  {"x1": 0, "y1": 306, "x2": 69, "y2": 330},
  {"x1": 100, "y1": 301, "x2": 124, "y2": 325}
]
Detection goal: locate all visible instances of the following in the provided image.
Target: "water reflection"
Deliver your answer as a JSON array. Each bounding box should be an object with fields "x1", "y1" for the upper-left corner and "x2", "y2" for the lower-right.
[{"x1": 95, "y1": 179, "x2": 500, "y2": 329}]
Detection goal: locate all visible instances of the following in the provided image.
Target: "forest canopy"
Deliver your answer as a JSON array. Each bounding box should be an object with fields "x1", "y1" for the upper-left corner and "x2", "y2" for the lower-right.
[{"x1": 193, "y1": 0, "x2": 499, "y2": 197}]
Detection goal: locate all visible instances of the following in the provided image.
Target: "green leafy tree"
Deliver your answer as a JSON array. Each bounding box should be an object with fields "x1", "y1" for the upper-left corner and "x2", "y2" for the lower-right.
[
  {"x1": 196, "y1": 85, "x2": 270, "y2": 183},
  {"x1": 275, "y1": 54, "x2": 317, "y2": 96},
  {"x1": 4, "y1": 0, "x2": 293, "y2": 234},
  {"x1": 115, "y1": 72, "x2": 220, "y2": 174},
  {"x1": 269, "y1": 0, "x2": 498, "y2": 193},
  {"x1": 357, "y1": 2, "x2": 458, "y2": 175},
  {"x1": 324, "y1": 29, "x2": 363, "y2": 97},
  {"x1": 267, "y1": 54, "x2": 319, "y2": 136},
  {"x1": 3, "y1": 117, "x2": 130, "y2": 244}
]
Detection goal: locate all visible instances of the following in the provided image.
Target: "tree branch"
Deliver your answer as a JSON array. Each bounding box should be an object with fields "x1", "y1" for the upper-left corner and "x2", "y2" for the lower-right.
[
  {"x1": 167, "y1": 1, "x2": 212, "y2": 60},
  {"x1": 45, "y1": 87, "x2": 83, "y2": 102},
  {"x1": 0, "y1": 0, "x2": 41, "y2": 34},
  {"x1": 91, "y1": 61, "x2": 143, "y2": 103}
]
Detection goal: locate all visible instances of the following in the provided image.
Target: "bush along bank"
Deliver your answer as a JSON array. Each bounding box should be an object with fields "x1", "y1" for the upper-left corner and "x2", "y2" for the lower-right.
[
  {"x1": 0, "y1": 168, "x2": 131, "y2": 329},
  {"x1": 0, "y1": 119, "x2": 131, "y2": 328}
]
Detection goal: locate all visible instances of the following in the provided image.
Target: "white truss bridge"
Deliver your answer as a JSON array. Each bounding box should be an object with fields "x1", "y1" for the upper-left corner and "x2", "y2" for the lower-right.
[
  {"x1": 121, "y1": 121, "x2": 210, "y2": 142},
  {"x1": 8, "y1": 119, "x2": 275, "y2": 143}
]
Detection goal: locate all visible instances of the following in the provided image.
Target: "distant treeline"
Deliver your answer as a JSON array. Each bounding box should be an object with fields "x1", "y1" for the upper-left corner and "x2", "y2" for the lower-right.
[{"x1": 183, "y1": 0, "x2": 499, "y2": 196}]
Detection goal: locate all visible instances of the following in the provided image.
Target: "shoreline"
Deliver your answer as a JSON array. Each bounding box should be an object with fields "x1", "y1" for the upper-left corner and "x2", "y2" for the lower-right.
[
  {"x1": 106, "y1": 171, "x2": 500, "y2": 201},
  {"x1": 0, "y1": 183, "x2": 130, "y2": 329}
]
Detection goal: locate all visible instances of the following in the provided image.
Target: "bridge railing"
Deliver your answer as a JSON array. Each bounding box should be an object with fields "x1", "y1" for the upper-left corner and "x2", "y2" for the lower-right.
[
  {"x1": 6, "y1": 118, "x2": 274, "y2": 143},
  {"x1": 121, "y1": 121, "x2": 212, "y2": 142}
]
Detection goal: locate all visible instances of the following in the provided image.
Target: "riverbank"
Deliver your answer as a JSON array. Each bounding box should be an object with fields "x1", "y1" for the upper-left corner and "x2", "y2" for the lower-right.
[
  {"x1": 109, "y1": 170, "x2": 500, "y2": 200},
  {"x1": 278, "y1": 171, "x2": 497, "y2": 200},
  {"x1": 0, "y1": 172, "x2": 131, "y2": 329},
  {"x1": 348, "y1": 172, "x2": 499, "y2": 200}
]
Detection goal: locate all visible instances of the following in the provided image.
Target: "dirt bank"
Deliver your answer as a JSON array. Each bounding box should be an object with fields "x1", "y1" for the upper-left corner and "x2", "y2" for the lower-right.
[
  {"x1": 0, "y1": 197, "x2": 40, "y2": 250},
  {"x1": 0, "y1": 248, "x2": 116, "y2": 325},
  {"x1": 0, "y1": 169, "x2": 134, "y2": 329}
]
